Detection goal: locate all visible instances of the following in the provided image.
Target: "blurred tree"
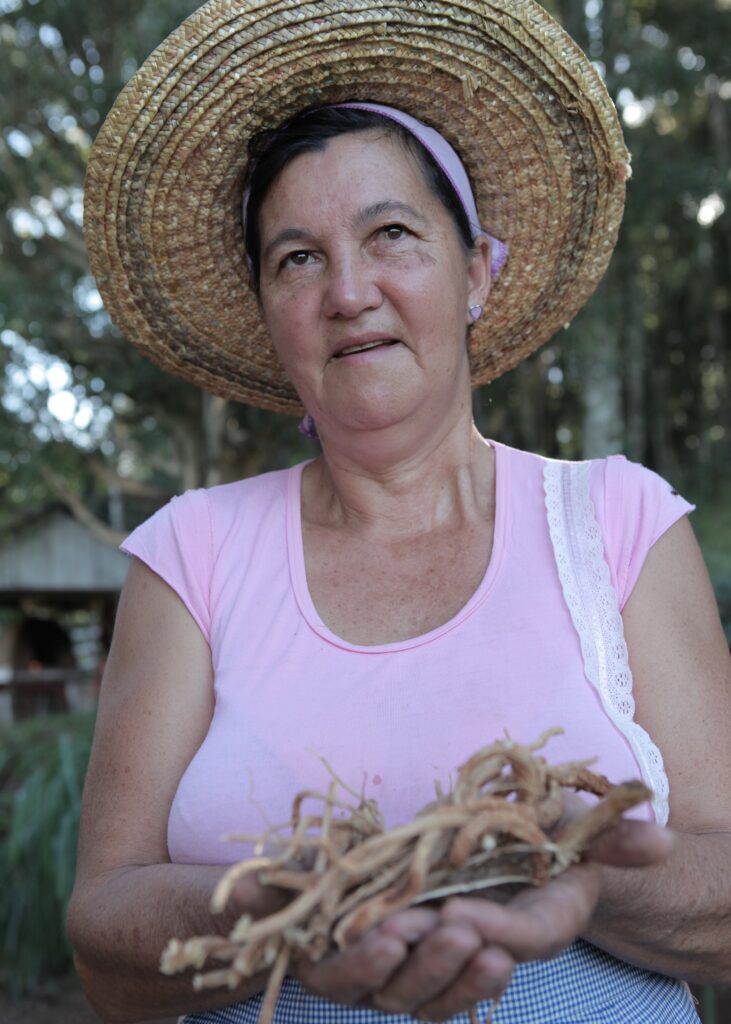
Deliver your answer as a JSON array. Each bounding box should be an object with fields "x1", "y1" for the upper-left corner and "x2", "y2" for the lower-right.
[
  {"x1": 479, "y1": 0, "x2": 730, "y2": 494},
  {"x1": 0, "y1": 0, "x2": 310, "y2": 530}
]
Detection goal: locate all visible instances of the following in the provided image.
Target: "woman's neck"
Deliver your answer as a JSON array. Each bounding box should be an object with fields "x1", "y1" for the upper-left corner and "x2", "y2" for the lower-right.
[{"x1": 302, "y1": 418, "x2": 494, "y2": 540}]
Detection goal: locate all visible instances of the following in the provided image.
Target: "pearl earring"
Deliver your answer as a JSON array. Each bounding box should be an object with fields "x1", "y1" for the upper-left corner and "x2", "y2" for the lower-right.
[{"x1": 469, "y1": 304, "x2": 483, "y2": 321}]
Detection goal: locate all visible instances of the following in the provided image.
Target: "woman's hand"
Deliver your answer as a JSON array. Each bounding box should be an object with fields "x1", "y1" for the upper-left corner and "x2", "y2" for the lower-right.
[
  {"x1": 295, "y1": 905, "x2": 511, "y2": 1019},
  {"x1": 295, "y1": 818, "x2": 674, "y2": 1021},
  {"x1": 295, "y1": 907, "x2": 440, "y2": 1006}
]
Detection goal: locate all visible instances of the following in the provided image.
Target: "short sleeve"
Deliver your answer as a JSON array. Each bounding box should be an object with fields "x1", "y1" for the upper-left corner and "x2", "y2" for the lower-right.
[
  {"x1": 594, "y1": 456, "x2": 695, "y2": 611},
  {"x1": 120, "y1": 489, "x2": 213, "y2": 642}
]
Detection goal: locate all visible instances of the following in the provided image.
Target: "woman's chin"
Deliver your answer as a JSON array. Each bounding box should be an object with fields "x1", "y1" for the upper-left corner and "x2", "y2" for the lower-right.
[
  {"x1": 324, "y1": 410, "x2": 406, "y2": 436},
  {"x1": 318, "y1": 389, "x2": 424, "y2": 437},
  {"x1": 299, "y1": 376, "x2": 401, "y2": 431}
]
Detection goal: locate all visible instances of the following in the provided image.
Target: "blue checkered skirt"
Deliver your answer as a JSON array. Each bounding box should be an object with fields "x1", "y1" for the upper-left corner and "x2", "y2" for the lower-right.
[{"x1": 181, "y1": 939, "x2": 698, "y2": 1023}]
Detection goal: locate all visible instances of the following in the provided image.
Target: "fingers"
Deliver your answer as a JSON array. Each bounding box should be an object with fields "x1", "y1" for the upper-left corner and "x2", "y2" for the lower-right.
[
  {"x1": 378, "y1": 906, "x2": 441, "y2": 946},
  {"x1": 301, "y1": 910, "x2": 510, "y2": 1021},
  {"x1": 556, "y1": 789, "x2": 675, "y2": 868},
  {"x1": 296, "y1": 927, "x2": 408, "y2": 1004},
  {"x1": 301, "y1": 864, "x2": 600, "y2": 1008},
  {"x1": 298, "y1": 821, "x2": 671, "y2": 1015},
  {"x1": 297, "y1": 907, "x2": 440, "y2": 1006},
  {"x1": 371, "y1": 922, "x2": 483, "y2": 1013},
  {"x1": 414, "y1": 945, "x2": 514, "y2": 1023},
  {"x1": 440, "y1": 864, "x2": 601, "y2": 962},
  {"x1": 584, "y1": 820, "x2": 675, "y2": 867}
]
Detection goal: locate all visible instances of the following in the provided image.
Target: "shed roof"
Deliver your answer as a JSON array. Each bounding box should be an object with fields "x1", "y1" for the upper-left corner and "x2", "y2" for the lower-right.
[{"x1": 0, "y1": 506, "x2": 131, "y2": 599}]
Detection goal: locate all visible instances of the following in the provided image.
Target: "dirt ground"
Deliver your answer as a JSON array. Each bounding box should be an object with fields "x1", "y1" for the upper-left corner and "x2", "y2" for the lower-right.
[
  {"x1": 0, "y1": 976, "x2": 177, "y2": 1024},
  {"x1": 2, "y1": 977, "x2": 730, "y2": 1022}
]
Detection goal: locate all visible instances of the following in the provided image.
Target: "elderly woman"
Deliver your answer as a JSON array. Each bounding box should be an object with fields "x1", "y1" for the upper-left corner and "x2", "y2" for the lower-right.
[{"x1": 68, "y1": 0, "x2": 731, "y2": 1022}]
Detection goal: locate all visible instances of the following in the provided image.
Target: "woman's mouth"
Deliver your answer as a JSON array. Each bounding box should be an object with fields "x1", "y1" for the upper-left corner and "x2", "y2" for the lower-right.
[{"x1": 333, "y1": 339, "x2": 400, "y2": 358}]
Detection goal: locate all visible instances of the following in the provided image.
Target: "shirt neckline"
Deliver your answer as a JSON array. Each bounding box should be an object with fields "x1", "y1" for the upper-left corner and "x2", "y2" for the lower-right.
[{"x1": 286, "y1": 440, "x2": 509, "y2": 654}]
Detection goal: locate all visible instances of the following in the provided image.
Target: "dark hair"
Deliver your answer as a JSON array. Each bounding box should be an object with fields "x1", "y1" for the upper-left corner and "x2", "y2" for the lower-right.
[{"x1": 243, "y1": 106, "x2": 475, "y2": 293}]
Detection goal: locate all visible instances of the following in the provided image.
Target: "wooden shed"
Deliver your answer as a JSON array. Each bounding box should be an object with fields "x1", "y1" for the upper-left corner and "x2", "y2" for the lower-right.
[
  {"x1": 0, "y1": 504, "x2": 130, "y2": 598},
  {"x1": 0, "y1": 505, "x2": 132, "y2": 722}
]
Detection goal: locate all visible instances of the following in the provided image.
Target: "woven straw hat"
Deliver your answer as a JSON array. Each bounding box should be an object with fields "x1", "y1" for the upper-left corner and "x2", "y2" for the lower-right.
[{"x1": 84, "y1": 0, "x2": 630, "y2": 415}]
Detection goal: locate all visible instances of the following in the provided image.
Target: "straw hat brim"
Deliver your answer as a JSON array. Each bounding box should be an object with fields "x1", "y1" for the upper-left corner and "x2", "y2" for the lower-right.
[{"x1": 84, "y1": 0, "x2": 630, "y2": 415}]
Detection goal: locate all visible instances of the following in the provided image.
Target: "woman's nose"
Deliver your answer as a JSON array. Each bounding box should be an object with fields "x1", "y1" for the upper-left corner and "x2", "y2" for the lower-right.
[{"x1": 322, "y1": 253, "x2": 382, "y2": 319}]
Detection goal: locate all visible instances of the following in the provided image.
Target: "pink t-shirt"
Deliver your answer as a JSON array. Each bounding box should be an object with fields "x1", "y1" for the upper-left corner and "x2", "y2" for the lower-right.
[{"x1": 120, "y1": 442, "x2": 693, "y2": 865}]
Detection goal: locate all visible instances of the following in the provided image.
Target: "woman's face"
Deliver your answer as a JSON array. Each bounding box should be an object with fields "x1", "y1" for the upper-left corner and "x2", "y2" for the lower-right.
[{"x1": 257, "y1": 131, "x2": 490, "y2": 435}]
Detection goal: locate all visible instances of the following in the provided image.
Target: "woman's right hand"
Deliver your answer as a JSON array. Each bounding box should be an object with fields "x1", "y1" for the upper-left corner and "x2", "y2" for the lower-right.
[{"x1": 294, "y1": 904, "x2": 513, "y2": 1019}]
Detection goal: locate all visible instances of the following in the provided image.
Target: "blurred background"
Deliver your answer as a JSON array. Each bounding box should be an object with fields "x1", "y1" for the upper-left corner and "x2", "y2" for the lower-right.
[{"x1": 0, "y1": 0, "x2": 729, "y2": 1019}]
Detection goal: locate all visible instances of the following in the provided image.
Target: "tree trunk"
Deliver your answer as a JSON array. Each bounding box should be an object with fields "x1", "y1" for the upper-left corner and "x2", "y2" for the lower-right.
[
  {"x1": 580, "y1": 318, "x2": 625, "y2": 459},
  {"x1": 622, "y1": 279, "x2": 647, "y2": 465},
  {"x1": 202, "y1": 393, "x2": 228, "y2": 488},
  {"x1": 648, "y1": 359, "x2": 675, "y2": 482},
  {"x1": 556, "y1": 0, "x2": 590, "y2": 51}
]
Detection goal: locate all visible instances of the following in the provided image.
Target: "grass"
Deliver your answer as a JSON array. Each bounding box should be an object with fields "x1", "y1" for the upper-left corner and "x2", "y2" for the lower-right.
[{"x1": 0, "y1": 712, "x2": 95, "y2": 995}]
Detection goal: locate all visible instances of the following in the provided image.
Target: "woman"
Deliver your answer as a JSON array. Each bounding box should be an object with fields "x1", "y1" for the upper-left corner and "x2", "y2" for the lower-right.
[{"x1": 68, "y1": 0, "x2": 731, "y2": 1022}]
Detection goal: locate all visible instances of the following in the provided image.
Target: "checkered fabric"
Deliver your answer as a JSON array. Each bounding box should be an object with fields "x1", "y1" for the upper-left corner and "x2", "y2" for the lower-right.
[{"x1": 182, "y1": 939, "x2": 699, "y2": 1023}]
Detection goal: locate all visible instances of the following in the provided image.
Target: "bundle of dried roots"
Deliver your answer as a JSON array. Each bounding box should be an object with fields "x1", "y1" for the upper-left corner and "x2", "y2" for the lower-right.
[{"x1": 161, "y1": 729, "x2": 650, "y2": 1023}]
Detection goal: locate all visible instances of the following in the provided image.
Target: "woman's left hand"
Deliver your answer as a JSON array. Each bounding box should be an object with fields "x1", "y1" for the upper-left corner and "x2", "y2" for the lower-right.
[
  {"x1": 296, "y1": 816, "x2": 673, "y2": 1021},
  {"x1": 407, "y1": 823, "x2": 667, "y2": 1024},
  {"x1": 365, "y1": 818, "x2": 674, "y2": 1022}
]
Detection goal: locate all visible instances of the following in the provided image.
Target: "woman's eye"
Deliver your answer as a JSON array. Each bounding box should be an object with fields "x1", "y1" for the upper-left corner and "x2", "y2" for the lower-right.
[
  {"x1": 381, "y1": 223, "x2": 406, "y2": 241},
  {"x1": 281, "y1": 250, "x2": 312, "y2": 269}
]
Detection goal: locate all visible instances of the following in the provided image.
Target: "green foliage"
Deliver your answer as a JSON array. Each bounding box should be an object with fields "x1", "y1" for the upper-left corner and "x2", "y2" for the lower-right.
[
  {"x1": 0, "y1": 0, "x2": 310, "y2": 519},
  {"x1": 0, "y1": 711, "x2": 95, "y2": 994}
]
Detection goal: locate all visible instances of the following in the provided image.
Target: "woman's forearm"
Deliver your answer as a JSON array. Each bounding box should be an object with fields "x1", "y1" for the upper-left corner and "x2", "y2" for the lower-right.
[
  {"x1": 584, "y1": 830, "x2": 731, "y2": 984},
  {"x1": 67, "y1": 862, "x2": 288, "y2": 1023}
]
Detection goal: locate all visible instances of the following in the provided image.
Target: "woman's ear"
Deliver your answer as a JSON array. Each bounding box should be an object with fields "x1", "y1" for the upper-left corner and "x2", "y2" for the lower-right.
[{"x1": 467, "y1": 235, "x2": 492, "y2": 319}]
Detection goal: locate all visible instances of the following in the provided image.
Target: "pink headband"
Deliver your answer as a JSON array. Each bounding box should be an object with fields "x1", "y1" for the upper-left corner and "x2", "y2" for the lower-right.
[{"x1": 243, "y1": 103, "x2": 508, "y2": 279}]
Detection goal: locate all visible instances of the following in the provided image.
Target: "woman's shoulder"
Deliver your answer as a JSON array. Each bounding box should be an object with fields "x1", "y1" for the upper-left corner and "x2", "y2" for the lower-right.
[
  {"x1": 121, "y1": 462, "x2": 302, "y2": 565},
  {"x1": 588, "y1": 453, "x2": 693, "y2": 533},
  {"x1": 491, "y1": 441, "x2": 695, "y2": 606},
  {"x1": 144, "y1": 462, "x2": 299, "y2": 529},
  {"x1": 492, "y1": 439, "x2": 686, "y2": 506},
  {"x1": 196, "y1": 462, "x2": 296, "y2": 519},
  {"x1": 118, "y1": 463, "x2": 303, "y2": 638},
  {"x1": 196, "y1": 461, "x2": 297, "y2": 503}
]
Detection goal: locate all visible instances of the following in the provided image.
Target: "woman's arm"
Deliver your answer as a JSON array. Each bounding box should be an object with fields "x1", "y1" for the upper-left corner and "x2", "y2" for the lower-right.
[
  {"x1": 434, "y1": 517, "x2": 731, "y2": 996},
  {"x1": 66, "y1": 560, "x2": 295, "y2": 1022},
  {"x1": 581, "y1": 514, "x2": 731, "y2": 982},
  {"x1": 66, "y1": 559, "x2": 475, "y2": 1022}
]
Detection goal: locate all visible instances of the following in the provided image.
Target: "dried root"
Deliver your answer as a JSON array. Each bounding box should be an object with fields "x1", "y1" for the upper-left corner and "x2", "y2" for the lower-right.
[{"x1": 160, "y1": 731, "x2": 651, "y2": 1023}]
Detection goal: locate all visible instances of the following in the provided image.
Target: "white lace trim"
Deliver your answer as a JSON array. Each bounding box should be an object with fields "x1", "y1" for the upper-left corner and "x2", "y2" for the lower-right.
[{"x1": 543, "y1": 459, "x2": 669, "y2": 825}]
